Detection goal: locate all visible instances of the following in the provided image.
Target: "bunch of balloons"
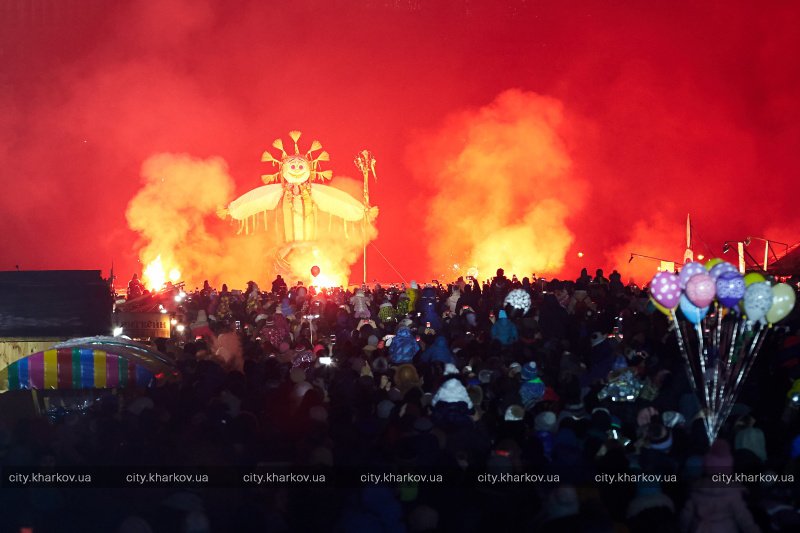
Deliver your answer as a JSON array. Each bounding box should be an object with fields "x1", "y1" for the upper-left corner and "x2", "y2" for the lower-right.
[
  {"x1": 648, "y1": 259, "x2": 796, "y2": 442},
  {"x1": 651, "y1": 259, "x2": 795, "y2": 325}
]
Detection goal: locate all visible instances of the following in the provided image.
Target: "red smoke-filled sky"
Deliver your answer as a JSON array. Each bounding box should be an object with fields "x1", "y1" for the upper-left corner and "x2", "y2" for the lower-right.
[{"x1": 2, "y1": 0, "x2": 799, "y2": 287}]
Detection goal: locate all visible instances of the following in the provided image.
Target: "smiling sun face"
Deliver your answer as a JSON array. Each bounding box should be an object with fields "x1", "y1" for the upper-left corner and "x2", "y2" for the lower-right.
[{"x1": 281, "y1": 155, "x2": 311, "y2": 184}]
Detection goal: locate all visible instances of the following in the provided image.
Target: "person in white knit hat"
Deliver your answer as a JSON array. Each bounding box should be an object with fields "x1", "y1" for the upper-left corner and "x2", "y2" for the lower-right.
[{"x1": 431, "y1": 373, "x2": 473, "y2": 430}]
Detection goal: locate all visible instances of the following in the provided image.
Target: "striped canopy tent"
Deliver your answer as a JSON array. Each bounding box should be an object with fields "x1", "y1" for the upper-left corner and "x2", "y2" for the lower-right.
[{"x1": 0, "y1": 336, "x2": 176, "y2": 392}]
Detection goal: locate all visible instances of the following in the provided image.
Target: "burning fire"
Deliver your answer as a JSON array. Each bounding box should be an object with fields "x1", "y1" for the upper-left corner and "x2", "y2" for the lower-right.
[
  {"x1": 311, "y1": 272, "x2": 342, "y2": 289},
  {"x1": 127, "y1": 155, "x2": 374, "y2": 289},
  {"x1": 142, "y1": 255, "x2": 181, "y2": 291}
]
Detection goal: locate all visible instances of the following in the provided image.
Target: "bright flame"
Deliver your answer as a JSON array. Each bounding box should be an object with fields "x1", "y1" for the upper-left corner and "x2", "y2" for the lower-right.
[
  {"x1": 143, "y1": 255, "x2": 166, "y2": 290},
  {"x1": 142, "y1": 255, "x2": 182, "y2": 291},
  {"x1": 311, "y1": 272, "x2": 343, "y2": 289}
]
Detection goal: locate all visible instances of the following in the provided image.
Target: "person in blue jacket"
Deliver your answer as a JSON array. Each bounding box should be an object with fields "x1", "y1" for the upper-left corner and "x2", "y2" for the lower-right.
[
  {"x1": 491, "y1": 309, "x2": 518, "y2": 345},
  {"x1": 419, "y1": 335, "x2": 454, "y2": 365},
  {"x1": 388, "y1": 326, "x2": 420, "y2": 364}
]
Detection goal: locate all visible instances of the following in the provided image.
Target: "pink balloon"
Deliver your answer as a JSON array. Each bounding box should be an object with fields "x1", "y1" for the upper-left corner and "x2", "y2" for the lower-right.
[
  {"x1": 685, "y1": 272, "x2": 716, "y2": 308},
  {"x1": 650, "y1": 271, "x2": 681, "y2": 310}
]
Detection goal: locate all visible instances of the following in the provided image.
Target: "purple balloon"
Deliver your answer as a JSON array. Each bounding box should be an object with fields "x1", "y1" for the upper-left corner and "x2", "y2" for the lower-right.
[
  {"x1": 679, "y1": 262, "x2": 706, "y2": 289},
  {"x1": 716, "y1": 271, "x2": 745, "y2": 308},
  {"x1": 650, "y1": 271, "x2": 681, "y2": 310},
  {"x1": 709, "y1": 261, "x2": 738, "y2": 280},
  {"x1": 685, "y1": 272, "x2": 716, "y2": 308}
]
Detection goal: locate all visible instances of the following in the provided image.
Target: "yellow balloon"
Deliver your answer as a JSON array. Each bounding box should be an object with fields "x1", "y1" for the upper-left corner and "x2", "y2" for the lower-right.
[
  {"x1": 649, "y1": 296, "x2": 672, "y2": 317},
  {"x1": 705, "y1": 258, "x2": 724, "y2": 270},
  {"x1": 743, "y1": 272, "x2": 765, "y2": 287}
]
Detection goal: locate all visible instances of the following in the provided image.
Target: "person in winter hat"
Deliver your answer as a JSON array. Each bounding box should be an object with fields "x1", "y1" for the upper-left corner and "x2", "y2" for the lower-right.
[
  {"x1": 419, "y1": 336, "x2": 455, "y2": 365},
  {"x1": 350, "y1": 288, "x2": 371, "y2": 319},
  {"x1": 519, "y1": 361, "x2": 545, "y2": 410},
  {"x1": 534, "y1": 411, "x2": 557, "y2": 460},
  {"x1": 213, "y1": 284, "x2": 233, "y2": 322},
  {"x1": 679, "y1": 439, "x2": 760, "y2": 533},
  {"x1": 395, "y1": 291, "x2": 411, "y2": 317},
  {"x1": 259, "y1": 314, "x2": 290, "y2": 349},
  {"x1": 446, "y1": 285, "x2": 461, "y2": 315},
  {"x1": 191, "y1": 309, "x2": 214, "y2": 339},
  {"x1": 291, "y1": 343, "x2": 316, "y2": 370},
  {"x1": 420, "y1": 286, "x2": 442, "y2": 331},
  {"x1": 280, "y1": 296, "x2": 295, "y2": 320},
  {"x1": 431, "y1": 374, "x2": 473, "y2": 430},
  {"x1": 363, "y1": 335, "x2": 380, "y2": 355},
  {"x1": 734, "y1": 415, "x2": 767, "y2": 463},
  {"x1": 567, "y1": 286, "x2": 596, "y2": 317},
  {"x1": 378, "y1": 296, "x2": 396, "y2": 323},
  {"x1": 388, "y1": 326, "x2": 420, "y2": 364},
  {"x1": 407, "y1": 281, "x2": 420, "y2": 312},
  {"x1": 245, "y1": 281, "x2": 261, "y2": 317},
  {"x1": 491, "y1": 310, "x2": 518, "y2": 345}
]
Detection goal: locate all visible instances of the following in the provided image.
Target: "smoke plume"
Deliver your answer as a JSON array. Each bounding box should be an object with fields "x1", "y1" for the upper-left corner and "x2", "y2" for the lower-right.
[
  {"x1": 2, "y1": 2, "x2": 799, "y2": 284},
  {"x1": 412, "y1": 89, "x2": 586, "y2": 281},
  {"x1": 125, "y1": 154, "x2": 374, "y2": 289}
]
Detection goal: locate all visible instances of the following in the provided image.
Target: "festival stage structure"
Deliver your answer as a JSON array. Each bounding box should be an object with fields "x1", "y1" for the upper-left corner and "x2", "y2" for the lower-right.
[
  {"x1": 0, "y1": 270, "x2": 113, "y2": 369},
  {"x1": 217, "y1": 132, "x2": 378, "y2": 284}
]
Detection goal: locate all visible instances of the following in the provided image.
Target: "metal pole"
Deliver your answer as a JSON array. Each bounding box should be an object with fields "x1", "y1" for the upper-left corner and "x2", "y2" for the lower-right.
[
  {"x1": 354, "y1": 150, "x2": 376, "y2": 287},
  {"x1": 362, "y1": 164, "x2": 368, "y2": 286},
  {"x1": 363, "y1": 220, "x2": 367, "y2": 285}
]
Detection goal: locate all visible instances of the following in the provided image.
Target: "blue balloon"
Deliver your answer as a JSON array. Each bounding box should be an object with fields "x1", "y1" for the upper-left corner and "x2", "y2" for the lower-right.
[
  {"x1": 679, "y1": 294, "x2": 708, "y2": 324},
  {"x1": 716, "y1": 271, "x2": 746, "y2": 308}
]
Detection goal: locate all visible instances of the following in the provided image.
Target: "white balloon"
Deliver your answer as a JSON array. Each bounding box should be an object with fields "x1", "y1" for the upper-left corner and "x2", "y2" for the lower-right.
[{"x1": 743, "y1": 282, "x2": 772, "y2": 324}]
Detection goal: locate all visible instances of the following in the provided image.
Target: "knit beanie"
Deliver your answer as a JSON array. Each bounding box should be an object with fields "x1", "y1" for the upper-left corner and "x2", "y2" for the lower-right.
[
  {"x1": 521, "y1": 361, "x2": 538, "y2": 380},
  {"x1": 432, "y1": 378, "x2": 473, "y2": 409}
]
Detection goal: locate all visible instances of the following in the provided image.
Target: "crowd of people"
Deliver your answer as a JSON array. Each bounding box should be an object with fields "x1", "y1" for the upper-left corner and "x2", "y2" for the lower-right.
[{"x1": 2, "y1": 267, "x2": 800, "y2": 533}]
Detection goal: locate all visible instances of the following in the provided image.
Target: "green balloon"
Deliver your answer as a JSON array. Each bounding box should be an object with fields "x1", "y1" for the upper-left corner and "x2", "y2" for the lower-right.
[{"x1": 766, "y1": 283, "x2": 796, "y2": 324}]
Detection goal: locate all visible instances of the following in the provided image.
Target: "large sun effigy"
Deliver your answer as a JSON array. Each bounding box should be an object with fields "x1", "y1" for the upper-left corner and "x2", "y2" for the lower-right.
[{"x1": 218, "y1": 131, "x2": 378, "y2": 278}]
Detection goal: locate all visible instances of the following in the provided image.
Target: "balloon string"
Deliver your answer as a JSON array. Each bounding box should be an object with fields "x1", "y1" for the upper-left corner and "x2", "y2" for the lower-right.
[
  {"x1": 714, "y1": 302, "x2": 723, "y2": 358},
  {"x1": 714, "y1": 321, "x2": 750, "y2": 438},
  {"x1": 694, "y1": 323, "x2": 711, "y2": 414},
  {"x1": 715, "y1": 317, "x2": 738, "y2": 423},
  {"x1": 695, "y1": 322, "x2": 718, "y2": 442},
  {"x1": 713, "y1": 323, "x2": 768, "y2": 438},
  {"x1": 671, "y1": 309, "x2": 697, "y2": 395}
]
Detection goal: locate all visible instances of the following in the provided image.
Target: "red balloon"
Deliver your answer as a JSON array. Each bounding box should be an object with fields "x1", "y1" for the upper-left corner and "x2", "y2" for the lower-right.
[{"x1": 310, "y1": 265, "x2": 320, "y2": 278}]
